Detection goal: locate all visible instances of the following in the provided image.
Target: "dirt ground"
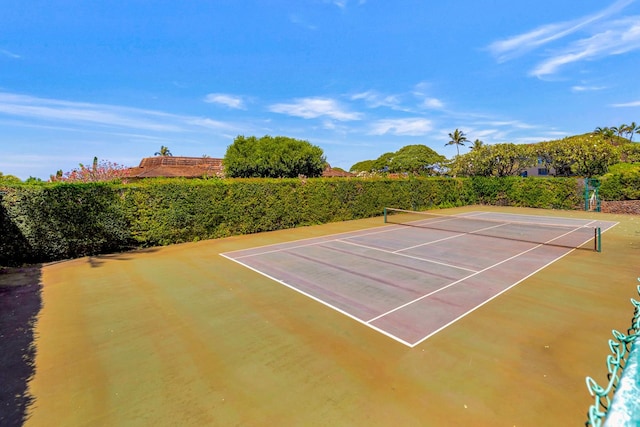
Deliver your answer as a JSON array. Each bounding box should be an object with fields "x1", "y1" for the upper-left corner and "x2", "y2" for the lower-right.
[{"x1": 2, "y1": 206, "x2": 639, "y2": 426}]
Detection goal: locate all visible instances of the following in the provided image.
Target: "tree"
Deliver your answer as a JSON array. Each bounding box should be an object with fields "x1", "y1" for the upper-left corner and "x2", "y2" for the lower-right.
[
  {"x1": 593, "y1": 126, "x2": 615, "y2": 142},
  {"x1": 349, "y1": 160, "x2": 376, "y2": 173},
  {"x1": 386, "y1": 145, "x2": 446, "y2": 175},
  {"x1": 446, "y1": 129, "x2": 468, "y2": 156},
  {"x1": 372, "y1": 152, "x2": 395, "y2": 172},
  {"x1": 625, "y1": 122, "x2": 639, "y2": 142},
  {"x1": 568, "y1": 135, "x2": 618, "y2": 177},
  {"x1": 155, "y1": 146, "x2": 172, "y2": 156},
  {"x1": 451, "y1": 143, "x2": 534, "y2": 177},
  {"x1": 49, "y1": 159, "x2": 130, "y2": 182},
  {"x1": 470, "y1": 139, "x2": 484, "y2": 151},
  {"x1": 611, "y1": 125, "x2": 626, "y2": 139},
  {"x1": 0, "y1": 172, "x2": 21, "y2": 184},
  {"x1": 223, "y1": 135, "x2": 326, "y2": 178},
  {"x1": 364, "y1": 145, "x2": 445, "y2": 175}
]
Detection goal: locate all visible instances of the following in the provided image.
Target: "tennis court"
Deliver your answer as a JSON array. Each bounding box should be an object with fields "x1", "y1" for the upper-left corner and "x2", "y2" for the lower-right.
[{"x1": 222, "y1": 210, "x2": 618, "y2": 347}]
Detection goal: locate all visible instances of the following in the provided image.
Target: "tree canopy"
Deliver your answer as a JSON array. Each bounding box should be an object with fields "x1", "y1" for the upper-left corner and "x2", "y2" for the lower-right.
[
  {"x1": 223, "y1": 135, "x2": 326, "y2": 178},
  {"x1": 450, "y1": 143, "x2": 535, "y2": 177},
  {"x1": 349, "y1": 159, "x2": 376, "y2": 173},
  {"x1": 155, "y1": 146, "x2": 172, "y2": 156},
  {"x1": 0, "y1": 172, "x2": 21, "y2": 184},
  {"x1": 449, "y1": 134, "x2": 622, "y2": 178},
  {"x1": 446, "y1": 129, "x2": 468, "y2": 156},
  {"x1": 350, "y1": 145, "x2": 445, "y2": 175}
]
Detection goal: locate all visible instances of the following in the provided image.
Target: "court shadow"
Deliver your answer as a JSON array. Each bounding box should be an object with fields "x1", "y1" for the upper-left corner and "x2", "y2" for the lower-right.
[
  {"x1": 86, "y1": 247, "x2": 161, "y2": 268},
  {"x1": 0, "y1": 265, "x2": 43, "y2": 426}
]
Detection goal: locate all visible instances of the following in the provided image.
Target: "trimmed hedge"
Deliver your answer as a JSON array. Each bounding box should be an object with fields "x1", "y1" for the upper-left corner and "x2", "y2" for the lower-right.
[
  {"x1": 0, "y1": 177, "x2": 583, "y2": 266},
  {"x1": 0, "y1": 183, "x2": 132, "y2": 265},
  {"x1": 599, "y1": 164, "x2": 640, "y2": 201}
]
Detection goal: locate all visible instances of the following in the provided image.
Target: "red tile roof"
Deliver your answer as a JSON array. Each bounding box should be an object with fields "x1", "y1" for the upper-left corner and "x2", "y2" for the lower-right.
[{"x1": 127, "y1": 156, "x2": 223, "y2": 178}]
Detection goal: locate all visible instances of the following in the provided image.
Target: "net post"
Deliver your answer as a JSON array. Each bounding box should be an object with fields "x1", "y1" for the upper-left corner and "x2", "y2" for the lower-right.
[
  {"x1": 384, "y1": 207, "x2": 387, "y2": 223},
  {"x1": 596, "y1": 227, "x2": 602, "y2": 252}
]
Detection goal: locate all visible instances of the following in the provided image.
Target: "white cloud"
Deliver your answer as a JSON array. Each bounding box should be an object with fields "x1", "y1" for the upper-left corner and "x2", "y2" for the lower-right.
[
  {"x1": 0, "y1": 92, "x2": 238, "y2": 133},
  {"x1": 610, "y1": 100, "x2": 640, "y2": 107},
  {"x1": 571, "y1": 84, "x2": 607, "y2": 92},
  {"x1": 289, "y1": 14, "x2": 318, "y2": 30},
  {"x1": 531, "y1": 16, "x2": 640, "y2": 77},
  {"x1": 488, "y1": 0, "x2": 634, "y2": 62},
  {"x1": 351, "y1": 90, "x2": 403, "y2": 109},
  {"x1": 204, "y1": 93, "x2": 246, "y2": 109},
  {"x1": 324, "y1": 0, "x2": 366, "y2": 9},
  {"x1": 0, "y1": 49, "x2": 21, "y2": 59},
  {"x1": 487, "y1": 0, "x2": 640, "y2": 77},
  {"x1": 269, "y1": 97, "x2": 363, "y2": 121},
  {"x1": 369, "y1": 118, "x2": 433, "y2": 136},
  {"x1": 422, "y1": 97, "x2": 444, "y2": 109}
]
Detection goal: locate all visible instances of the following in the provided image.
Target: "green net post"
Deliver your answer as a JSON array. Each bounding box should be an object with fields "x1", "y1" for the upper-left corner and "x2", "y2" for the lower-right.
[
  {"x1": 596, "y1": 227, "x2": 602, "y2": 252},
  {"x1": 384, "y1": 207, "x2": 387, "y2": 223}
]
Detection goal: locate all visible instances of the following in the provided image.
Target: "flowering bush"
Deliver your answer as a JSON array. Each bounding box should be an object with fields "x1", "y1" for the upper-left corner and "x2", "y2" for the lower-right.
[{"x1": 50, "y1": 158, "x2": 130, "y2": 183}]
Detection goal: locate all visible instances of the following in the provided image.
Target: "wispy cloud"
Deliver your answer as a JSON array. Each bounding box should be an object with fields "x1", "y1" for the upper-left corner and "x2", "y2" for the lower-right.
[
  {"x1": 324, "y1": 0, "x2": 366, "y2": 9},
  {"x1": 0, "y1": 49, "x2": 21, "y2": 59},
  {"x1": 369, "y1": 118, "x2": 433, "y2": 136},
  {"x1": 269, "y1": 97, "x2": 363, "y2": 121},
  {"x1": 204, "y1": 93, "x2": 246, "y2": 109},
  {"x1": 571, "y1": 84, "x2": 608, "y2": 92},
  {"x1": 289, "y1": 14, "x2": 318, "y2": 30},
  {"x1": 411, "y1": 82, "x2": 445, "y2": 110},
  {"x1": 0, "y1": 92, "x2": 237, "y2": 133},
  {"x1": 351, "y1": 91, "x2": 403, "y2": 109},
  {"x1": 531, "y1": 16, "x2": 640, "y2": 77},
  {"x1": 487, "y1": 0, "x2": 640, "y2": 77},
  {"x1": 610, "y1": 100, "x2": 640, "y2": 107},
  {"x1": 422, "y1": 97, "x2": 444, "y2": 109},
  {"x1": 488, "y1": 0, "x2": 633, "y2": 61}
]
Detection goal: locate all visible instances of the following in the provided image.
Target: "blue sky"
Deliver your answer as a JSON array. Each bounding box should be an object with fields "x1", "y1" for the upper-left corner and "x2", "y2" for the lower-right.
[{"x1": 2, "y1": 0, "x2": 640, "y2": 180}]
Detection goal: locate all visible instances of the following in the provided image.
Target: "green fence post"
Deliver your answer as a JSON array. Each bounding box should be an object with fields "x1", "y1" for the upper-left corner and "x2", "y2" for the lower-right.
[{"x1": 585, "y1": 178, "x2": 589, "y2": 211}]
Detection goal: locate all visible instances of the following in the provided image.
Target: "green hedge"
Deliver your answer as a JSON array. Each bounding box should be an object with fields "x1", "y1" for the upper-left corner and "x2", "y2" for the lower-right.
[
  {"x1": 599, "y1": 163, "x2": 640, "y2": 201},
  {"x1": 0, "y1": 177, "x2": 582, "y2": 266},
  {"x1": 0, "y1": 183, "x2": 132, "y2": 265}
]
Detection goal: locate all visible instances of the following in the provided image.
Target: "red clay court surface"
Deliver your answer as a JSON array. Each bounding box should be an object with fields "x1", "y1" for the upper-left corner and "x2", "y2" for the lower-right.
[{"x1": 222, "y1": 211, "x2": 617, "y2": 347}]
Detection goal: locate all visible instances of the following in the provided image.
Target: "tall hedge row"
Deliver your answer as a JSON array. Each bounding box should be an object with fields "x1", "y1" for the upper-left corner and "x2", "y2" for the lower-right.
[
  {"x1": 598, "y1": 165, "x2": 640, "y2": 201},
  {"x1": 0, "y1": 177, "x2": 582, "y2": 266}
]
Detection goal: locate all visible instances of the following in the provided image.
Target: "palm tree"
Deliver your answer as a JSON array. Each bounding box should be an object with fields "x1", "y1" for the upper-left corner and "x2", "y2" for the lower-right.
[
  {"x1": 446, "y1": 129, "x2": 468, "y2": 156},
  {"x1": 612, "y1": 125, "x2": 627, "y2": 139},
  {"x1": 594, "y1": 126, "x2": 615, "y2": 142},
  {"x1": 155, "y1": 146, "x2": 173, "y2": 156},
  {"x1": 626, "y1": 122, "x2": 639, "y2": 142},
  {"x1": 470, "y1": 139, "x2": 484, "y2": 151}
]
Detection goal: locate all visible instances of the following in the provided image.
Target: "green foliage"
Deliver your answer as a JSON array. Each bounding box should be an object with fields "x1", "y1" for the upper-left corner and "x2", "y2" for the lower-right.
[
  {"x1": 599, "y1": 163, "x2": 640, "y2": 200},
  {"x1": 369, "y1": 145, "x2": 445, "y2": 175},
  {"x1": 535, "y1": 135, "x2": 619, "y2": 177},
  {"x1": 0, "y1": 172, "x2": 21, "y2": 184},
  {"x1": 224, "y1": 135, "x2": 326, "y2": 178},
  {"x1": 0, "y1": 176, "x2": 586, "y2": 266},
  {"x1": 468, "y1": 177, "x2": 581, "y2": 208},
  {"x1": 0, "y1": 183, "x2": 132, "y2": 265},
  {"x1": 619, "y1": 143, "x2": 640, "y2": 163},
  {"x1": 349, "y1": 159, "x2": 376, "y2": 173},
  {"x1": 451, "y1": 143, "x2": 535, "y2": 177},
  {"x1": 446, "y1": 129, "x2": 468, "y2": 156}
]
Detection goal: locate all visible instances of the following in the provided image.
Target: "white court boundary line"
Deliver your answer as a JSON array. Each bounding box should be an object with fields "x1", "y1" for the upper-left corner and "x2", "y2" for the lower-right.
[
  {"x1": 221, "y1": 214, "x2": 618, "y2": 347},
  {"x1": 220, "y1": 252, "x2": 416, "y2": 347}
]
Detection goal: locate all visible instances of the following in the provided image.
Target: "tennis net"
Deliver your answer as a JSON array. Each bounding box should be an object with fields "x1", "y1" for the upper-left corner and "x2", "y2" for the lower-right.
[{"x1": 383, "y1": 208, "x2": 601, "y2": 252}]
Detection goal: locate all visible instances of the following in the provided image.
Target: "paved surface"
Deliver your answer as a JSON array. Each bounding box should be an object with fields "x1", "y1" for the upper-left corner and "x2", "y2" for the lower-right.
[
  {"x1": 223, "y1": 212, "x2": 617, "y2": 346},
  {"x1": 1, "y1": 206, "x2": 638, "y2": 426}
]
